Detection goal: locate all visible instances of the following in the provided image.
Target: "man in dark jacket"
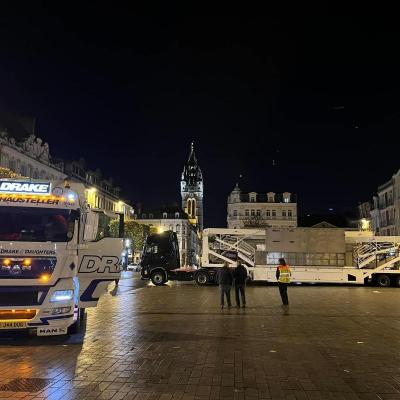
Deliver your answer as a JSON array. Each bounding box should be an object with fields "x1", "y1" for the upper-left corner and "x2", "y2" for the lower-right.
[
  {"x1": 233, "y1": 262, "x2": 248, "y2": 308},
  {"x1": 218, "y1": 262, "x2": 233, "y2": 309}
]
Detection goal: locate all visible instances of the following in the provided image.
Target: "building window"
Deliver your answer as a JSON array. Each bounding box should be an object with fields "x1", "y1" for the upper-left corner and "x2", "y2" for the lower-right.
[
  {"x1": 175, "y1": 212, "x2": 180, "y2": 218},
  {"x1": 268, "y1": 193, "x2": 275, "y2": 203},
  {"x1": 288, "y1": 210, "x2": 292, "y2": 217},
  {"x1": 141, "y1": 213, "x2": 147, "y2": 218},
  {"x1": 187, "y1": 198, "x2": 196, "y2": 218},
  {"x1": 266, "y1": 210, "x2": 271, "y2": 217},
  {"x1": 182, "y1": 240, "x2": 186, "y2": 250},
  {"x1": 284, "y1": 197, "x2": 289, "y2": 203},
  {"x1": 233, "y1": 210, "x2": 238, "y2": 217},
  {"x1": 163, "y1": 212, "x2": 167, "y2": 219},
  {"x1": 149, "y1": 213, "x2": 153, "y2": 219},
  {"x1": 282, "y1": 210, "x2": 287, "y2": 217},
  {"x1": 272, "y1": 210, "x2": 276, "y2": 217},
  {"x1": 250, "y1": 193, "x2": 257, "y2": 202},
  {"x1": 176, "y1": 224, "x2": 180, "y2": 233},
  {"x1": 245, "y1": 210, "x2": 249, "y2": 217},
  {"x1": 256, "y1": 210, "x2": 261, "y2": 216},
  {"x1": 251, "y1": 209, "x2": 255, "y2": 216},
  {"x1": 182, "y1": 225, "x2": 186, "y2": 234}
]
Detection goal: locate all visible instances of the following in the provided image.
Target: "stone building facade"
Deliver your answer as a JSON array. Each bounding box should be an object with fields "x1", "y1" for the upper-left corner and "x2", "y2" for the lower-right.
[
  {"x1": 370, "y1": 169, "x2": 400, "y2": 236},
  {"x1": 0, "y1": 113, "x2": 132, "y2": 219},
  {"x1": 227, "y1": 183, "x2": 298, "y2": 229}
]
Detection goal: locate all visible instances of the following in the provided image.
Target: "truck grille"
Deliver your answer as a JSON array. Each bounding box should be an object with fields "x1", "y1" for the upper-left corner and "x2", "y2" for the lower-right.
[{"x1": 0, "y1": 290, "x2": 40, "y2": 306}]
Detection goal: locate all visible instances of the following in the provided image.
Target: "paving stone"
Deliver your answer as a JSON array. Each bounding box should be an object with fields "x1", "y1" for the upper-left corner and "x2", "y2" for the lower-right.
[{"x1": 1, "y1": 278, "x2": 400, "y2": 400}]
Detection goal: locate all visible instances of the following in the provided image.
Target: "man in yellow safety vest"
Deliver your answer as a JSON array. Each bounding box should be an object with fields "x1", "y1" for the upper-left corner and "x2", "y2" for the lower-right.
[{"x1": 276, "y1": 257, "x2": 291, "y2": 305}]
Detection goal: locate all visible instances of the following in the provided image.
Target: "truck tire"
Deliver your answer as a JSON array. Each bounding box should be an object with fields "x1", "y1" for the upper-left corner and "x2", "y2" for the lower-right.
[
  {"x1": 375, "y1": 274, "x2": 391, "y2": 287},
  {"x1": 151, "y1": 271, "x2": 166, "y2": 286},
  {"x1": 195, "y1": 271, "x2": 209, "y2": 285}
]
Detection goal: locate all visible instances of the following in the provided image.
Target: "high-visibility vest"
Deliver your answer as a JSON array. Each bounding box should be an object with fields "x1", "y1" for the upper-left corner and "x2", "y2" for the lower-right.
[{"x1": 278, "y1": 265, "x2": 291, "y2": 283}]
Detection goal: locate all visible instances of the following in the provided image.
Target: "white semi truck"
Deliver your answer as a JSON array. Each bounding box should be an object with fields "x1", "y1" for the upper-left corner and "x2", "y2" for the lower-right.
[
  {"x1": 198, "y1": 227, "x2": 400, "y2": 287},
  {"x1": 0, "y1": 179, "x2": 123, "y2": 336}
]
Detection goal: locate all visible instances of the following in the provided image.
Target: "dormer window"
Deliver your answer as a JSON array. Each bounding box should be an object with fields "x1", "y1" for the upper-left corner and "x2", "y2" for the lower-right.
[
  {"x1": 175, "y1": 212, "x2": 180, "y2": 219},
  {"x1": 149, "y1": 213, "x2": 153, "y2": 219},
  {"x1": 163, "y1": 212, "x2": 167, "y2": 219},
  {"x1": 249, "y1": 192, "x2": 257, "y2": 202},
  {"x1": 267, "y1": 192, "x2": 275, "y2": 203},
  {"x1": 283, "y1": 192, "x2": 291, "y2": 203},
  {"x1": 141, "y1": 213, "x2": 147, "y2": 218}
]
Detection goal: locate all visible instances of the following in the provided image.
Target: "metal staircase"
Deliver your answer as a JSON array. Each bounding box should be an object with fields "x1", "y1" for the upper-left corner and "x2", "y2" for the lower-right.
[
  {"x1": 354, "y1": 240, "x2": 399, "y2": 269},
  {"x1": 202, "y1": 228, "x2": 265, "y2": 267}
]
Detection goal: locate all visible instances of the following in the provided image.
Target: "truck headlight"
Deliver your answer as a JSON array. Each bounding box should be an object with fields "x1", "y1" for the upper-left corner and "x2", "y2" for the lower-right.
[{"x1": 50, "y1": 290, "x2": 74, "y2": 302}]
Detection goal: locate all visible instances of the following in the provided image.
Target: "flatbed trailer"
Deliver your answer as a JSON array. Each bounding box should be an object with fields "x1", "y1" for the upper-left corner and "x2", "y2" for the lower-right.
[{"x1": 197, "y1": 228, "x2": 400, "y2": 287}]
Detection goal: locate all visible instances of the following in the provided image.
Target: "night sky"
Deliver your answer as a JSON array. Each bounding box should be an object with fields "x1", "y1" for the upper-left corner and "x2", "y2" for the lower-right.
[{"x1": 1, "y1": 8, "x2": 399, "y2": 227}]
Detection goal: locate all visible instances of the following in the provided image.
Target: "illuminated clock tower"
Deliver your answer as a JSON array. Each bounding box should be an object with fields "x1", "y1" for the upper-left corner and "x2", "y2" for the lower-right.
[{"x1": 181, "y1": 142, "x2": 203, "y2": 231}]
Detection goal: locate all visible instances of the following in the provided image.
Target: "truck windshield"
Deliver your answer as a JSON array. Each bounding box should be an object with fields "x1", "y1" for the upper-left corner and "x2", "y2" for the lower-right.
[{"x1": 0, "y1": 207, "x2": 78, "y2": 242}]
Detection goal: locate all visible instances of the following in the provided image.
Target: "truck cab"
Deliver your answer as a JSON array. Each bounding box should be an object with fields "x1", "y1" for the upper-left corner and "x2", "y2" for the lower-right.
[
  {"x1": 141, "y1": 231, "x2": 192, "y2": 285},
  {"x1": 0, "y1": 179, "x2": 123, "y2": 336}
]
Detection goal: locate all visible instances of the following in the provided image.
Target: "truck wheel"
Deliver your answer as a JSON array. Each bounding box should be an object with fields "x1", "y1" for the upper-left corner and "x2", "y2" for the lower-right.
[
  {"x1": 151, "y1": 271, "x2": 166, "y2": 286},
  {"x1": 195, "y1": 271, "x2": 209, "y2": 285},
  {"x1": 376, "y1": 274, "x2": 391, "y2": 287}
]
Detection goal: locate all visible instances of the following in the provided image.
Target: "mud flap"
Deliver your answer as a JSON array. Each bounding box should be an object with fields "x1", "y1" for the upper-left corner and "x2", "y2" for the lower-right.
[{"x1": 77, "y1": 238, "x2": 123, "y2": 308}]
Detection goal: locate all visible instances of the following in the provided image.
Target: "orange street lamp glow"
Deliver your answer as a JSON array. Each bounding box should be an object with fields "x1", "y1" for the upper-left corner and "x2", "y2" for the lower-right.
[{"x1": 40, "y1": 274, "x2": 50, "y2": 282}]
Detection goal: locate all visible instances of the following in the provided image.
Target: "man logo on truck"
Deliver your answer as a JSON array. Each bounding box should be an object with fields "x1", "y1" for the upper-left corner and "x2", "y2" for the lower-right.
[{"x1": 78, "y1": 255, "x2": 121, "y2": 274}]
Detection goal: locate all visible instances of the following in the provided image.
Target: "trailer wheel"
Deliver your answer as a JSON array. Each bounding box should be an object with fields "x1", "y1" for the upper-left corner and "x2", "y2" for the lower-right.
[
  {"x1": 151, "y1": 271, "x2": 166, "y2": 286},
  {"x1": 376, "y1": 274, "x2": 391, "y2": 287},
  {"x1": 195, "y1": 271, "x2": 209, "y2": 285}
]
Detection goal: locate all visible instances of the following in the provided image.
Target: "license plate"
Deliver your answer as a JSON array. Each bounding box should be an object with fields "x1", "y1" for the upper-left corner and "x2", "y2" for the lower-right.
[{"x1": 0, "y1": 321, "x2": 27, "y2": 329}]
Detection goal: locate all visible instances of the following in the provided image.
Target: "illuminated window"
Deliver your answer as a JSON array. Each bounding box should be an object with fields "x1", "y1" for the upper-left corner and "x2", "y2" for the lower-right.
[{"x1": 163, "y1": 212, "x2": 167, "y2": 219}]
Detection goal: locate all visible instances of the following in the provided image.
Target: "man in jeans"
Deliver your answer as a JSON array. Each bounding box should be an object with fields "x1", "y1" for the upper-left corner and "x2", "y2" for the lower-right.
[
  {"x1": 218, "y1": 262, "x2": 233, "y2": 309},
  {"x1": 233, "y1": 262, "x2": 248, "y2": 308}
]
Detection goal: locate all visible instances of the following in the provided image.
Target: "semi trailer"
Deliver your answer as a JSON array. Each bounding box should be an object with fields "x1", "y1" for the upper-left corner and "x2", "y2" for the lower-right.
[{"x1": 141, "y1": 227, "x2": 400, "y2": 287}]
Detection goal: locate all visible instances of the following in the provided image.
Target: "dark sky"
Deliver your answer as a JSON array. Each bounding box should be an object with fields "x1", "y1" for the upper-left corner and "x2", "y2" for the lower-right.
[{"x1": 1, "y1": 7, "x2": 399, "y2": 227}]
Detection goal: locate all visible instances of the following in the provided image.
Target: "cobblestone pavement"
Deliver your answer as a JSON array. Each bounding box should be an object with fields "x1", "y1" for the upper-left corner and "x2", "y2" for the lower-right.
[{"x1": 1, "y1": 275, "x2": 400, "y2": 399}]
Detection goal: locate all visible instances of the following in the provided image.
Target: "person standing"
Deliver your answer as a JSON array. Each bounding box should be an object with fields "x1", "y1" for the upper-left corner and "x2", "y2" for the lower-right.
[
  {"x1": 276, "y1": 257, "x2": 291, "y2": 305},
  {"x1": 218, "y1": 261, "x2": 233, "y2": 309},
  {"x1": 233, "y1": 262, "x2": 248, "y2": 308}
]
